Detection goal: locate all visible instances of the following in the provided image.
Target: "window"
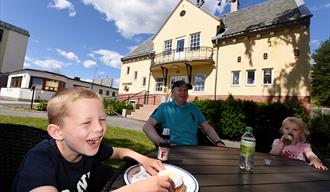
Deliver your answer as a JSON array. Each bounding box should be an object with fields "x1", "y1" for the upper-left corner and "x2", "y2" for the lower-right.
[
  {"x1": 263, "y1": 53, "x2": 268, "y2": 60},
  {"x1": 246, "y1": 70, "x2": 256, "y2": 85},
  {"x1": 99, "y1": 89, "x2": 103, "y2": 95},
  {"x1": 10, "y1": 76, "x2": 22, "y2": 88},
  {"x1": 126, "y1": 67, "x2": 130, "y2": 75},
  {"x1": 155, "y1": 78, "x2": 164, "y2": 91},
  {"x1": 142, "y1": 77, "x2": 146, "y2": 86},
  {"x1": 30, "y1": 77, "x2": 43, "y2": 89},
  {"x1": 190, "y1": 32, "x2": 200, "y2": 50},
  {"x1": 231, "y1": 71, "x2": 240, "y2": 85},
  {"x1": 44, "y1": 79, "x2": 60, "y2": 91},
  {"x1": 112, "y1": 92, "x2": 116, "y2": 97},
  {"x1": 134, "y1": 71, "x2": 138, "y2": 80},
  {"x1": 194, "y1": 73, "x2": 205, "y2": 91},
  {"x1": 106, "y1": 90, "x2": 110, "y2": 96},
  {"x1": 237, "y1": 56, "x2": 241, "y2": 63},
  {"x1": 163, "y1": 40, "x2": 172, "y2": 55},
  {"x1": 262, "y1": 68, "x2": 273, "y2": 85}
]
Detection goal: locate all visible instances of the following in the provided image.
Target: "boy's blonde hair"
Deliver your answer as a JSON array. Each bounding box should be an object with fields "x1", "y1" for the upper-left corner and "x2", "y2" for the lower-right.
[
  {"x1": 280, "y1": 117, "x2": 309, "y2": 142},
  {"x1": 47, "y1": 87, "x2": 103, "y2": 125}
]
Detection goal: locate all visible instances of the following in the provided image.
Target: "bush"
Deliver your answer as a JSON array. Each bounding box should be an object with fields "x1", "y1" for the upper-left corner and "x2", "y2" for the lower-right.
[
  {"x1": 194, "y1": 98, "x2": 307, "y2": 153},
  {"x1": 103, "y1": 99, "x2": 133, "y2": 115},
  {"x1": 309, "y1": 112, "x2": 330, "y2": 156},
  {"x1": 36, "y1": 101, "x2": 47, "y2": 111}
]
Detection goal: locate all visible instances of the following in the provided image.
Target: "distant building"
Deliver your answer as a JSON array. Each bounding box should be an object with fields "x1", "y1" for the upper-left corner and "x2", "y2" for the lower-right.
[
  {"x1": 0, "y1": 20, "x2": 29, "y2": 73},
  {"x1": 93, "y1": 77, "x2": 114, "y2": 87},
  {"x1": 0, "y1": 68, "x2": 118, "y2": 101},
  {"x1": 119, "y1": 0, "x2": 312, "y2": 107}
]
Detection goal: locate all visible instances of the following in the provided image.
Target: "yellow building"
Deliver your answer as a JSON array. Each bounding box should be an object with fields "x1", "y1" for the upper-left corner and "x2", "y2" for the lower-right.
[{"x1": 119, "y1": 0, "x2": 312, "y2": 107}]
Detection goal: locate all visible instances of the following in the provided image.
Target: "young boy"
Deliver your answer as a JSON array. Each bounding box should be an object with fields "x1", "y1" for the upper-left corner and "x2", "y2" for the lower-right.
[{"x1": 13, "y1": 87, "x2": 174, "y2": 192}]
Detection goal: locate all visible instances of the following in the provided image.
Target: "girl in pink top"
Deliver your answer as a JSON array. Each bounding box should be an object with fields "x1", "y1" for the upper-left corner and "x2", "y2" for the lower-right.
[{"x1": 270, "y1": 117, "x2": 328, "y2": 171}]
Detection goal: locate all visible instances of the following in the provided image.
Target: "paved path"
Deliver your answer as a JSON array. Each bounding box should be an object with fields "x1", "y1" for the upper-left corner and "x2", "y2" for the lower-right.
[{"x1": 0, "y1": 108, "x2": 144, "y2": 131}]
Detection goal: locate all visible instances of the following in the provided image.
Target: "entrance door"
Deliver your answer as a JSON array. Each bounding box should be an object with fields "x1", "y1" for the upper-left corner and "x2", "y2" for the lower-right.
[{"x1": 175, "y1": 37, "x2": 185, "y2": 60}]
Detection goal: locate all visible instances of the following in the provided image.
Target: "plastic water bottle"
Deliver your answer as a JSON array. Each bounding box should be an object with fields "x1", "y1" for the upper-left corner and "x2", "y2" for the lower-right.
[
  {"x1": 157, "y1": 128, "x2": 170, "y2": 162},
  {"x1": 239, "y1": 126, "x2": 256, "y2": 173}
]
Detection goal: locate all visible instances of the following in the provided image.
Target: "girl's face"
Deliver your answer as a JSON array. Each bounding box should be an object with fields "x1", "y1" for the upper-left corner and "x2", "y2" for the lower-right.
[
  {"x1": 57, "y1": 98, "x2": 107, "y2": 162},
  {"x1": 282, "y1": 121, "x2": 304, "y2": 143}
]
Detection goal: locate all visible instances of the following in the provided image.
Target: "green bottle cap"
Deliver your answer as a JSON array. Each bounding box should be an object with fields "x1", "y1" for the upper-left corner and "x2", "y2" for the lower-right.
[{"x1": 246, "y1": 126, "x2": 253, "y2": 133}]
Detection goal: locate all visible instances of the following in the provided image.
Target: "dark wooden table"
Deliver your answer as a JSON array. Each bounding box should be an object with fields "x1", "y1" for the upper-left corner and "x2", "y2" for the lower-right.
[{"x1": 111, "y1": 146, "x2": 330, "y2": 192}]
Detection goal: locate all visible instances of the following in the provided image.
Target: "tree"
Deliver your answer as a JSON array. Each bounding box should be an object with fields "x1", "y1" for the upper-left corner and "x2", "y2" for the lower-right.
[{"x1": 311, "y1": 38, "x2": 330, "y2": 106}]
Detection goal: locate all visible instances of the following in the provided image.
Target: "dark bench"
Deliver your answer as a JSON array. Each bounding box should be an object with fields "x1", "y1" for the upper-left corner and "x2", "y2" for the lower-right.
[{"x1": 0, "y1": 124, "x2": 119, "y2": 192}]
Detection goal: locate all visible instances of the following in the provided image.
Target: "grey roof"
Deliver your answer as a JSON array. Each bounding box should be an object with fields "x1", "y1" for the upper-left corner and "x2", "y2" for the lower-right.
[
  {"x1": 122, "y1": 37, "x2": 154, "y2": 60},
  {"x1": 0, "y1": 20, "x2": 30, "y2": 37},
  {"x1": 214, "y1": 0, "x2": 312, "y2": 40}
]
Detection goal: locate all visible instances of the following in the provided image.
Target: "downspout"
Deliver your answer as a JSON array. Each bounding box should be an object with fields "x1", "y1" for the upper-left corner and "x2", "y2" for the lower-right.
[{"x1": 214, "y1": 42, "x2": 219, "y2": 100}]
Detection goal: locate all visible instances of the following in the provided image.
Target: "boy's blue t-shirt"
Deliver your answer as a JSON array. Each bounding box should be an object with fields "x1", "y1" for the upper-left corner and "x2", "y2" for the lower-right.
[
  {"x1": 12, "y1": 139, "x2": 113, "y2": 192},
  {"x1": 151, "y1": 101, "x2": 206, "y2": 145}
]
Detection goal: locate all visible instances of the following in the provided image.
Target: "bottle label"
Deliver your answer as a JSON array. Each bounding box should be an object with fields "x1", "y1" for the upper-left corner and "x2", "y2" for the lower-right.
[
  {"x1": 157, "y1": 147, "x2": 169, "y2": 161},
  {"x1": 240, "y1": 140, "x2": 255, "y2": 157}
]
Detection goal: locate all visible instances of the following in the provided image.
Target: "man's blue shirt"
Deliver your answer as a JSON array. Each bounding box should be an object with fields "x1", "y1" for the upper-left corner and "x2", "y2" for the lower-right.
[{"x1": 151, "y1": 100, "x2": 206, "y2": 145}]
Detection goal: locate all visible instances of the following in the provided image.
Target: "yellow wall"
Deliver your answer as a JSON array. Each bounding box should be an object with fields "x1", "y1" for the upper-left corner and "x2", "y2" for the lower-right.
[
  {"x1": 217, "y1": 25, "x2": 311, "y2": 97},
  {"x1": 153, "y1": 0, "x2": 218, "y2": 54},
  {"x1": 119, "y1": 58, "x2": 151, "y2": 94}
]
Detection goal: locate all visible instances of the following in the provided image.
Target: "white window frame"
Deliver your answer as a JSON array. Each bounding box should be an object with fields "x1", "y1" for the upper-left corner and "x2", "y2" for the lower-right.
[
  {"x1": 193, "y1": 73, "x2": 206, "y2": 92},
  {"x1": 155, "y1": 77, "x2": 164, "y2": 92},
  {"x1": 163, "y1": 40, "x2": 172, "y2": 55},
  {"x1": 231, "y1": 71, "x2": 240, "y2": 86},
  {"x1": 190, "y1": 32, "x2": 200, "y2": 51},
  {"x1": 246, "y1": 70, "x2": 256, "y2": 86},
  {"x1": 262, "y1": 68, "x2": 273, "y2": 85}
]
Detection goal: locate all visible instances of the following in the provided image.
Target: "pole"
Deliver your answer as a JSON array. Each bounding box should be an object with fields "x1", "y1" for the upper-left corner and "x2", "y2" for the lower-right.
[
  {"x1": 214, "y1": 46, "x2": 219, "y2": 100},
  {"x1": 30, "y1": 86, "x2": 35, "y2": 109}
]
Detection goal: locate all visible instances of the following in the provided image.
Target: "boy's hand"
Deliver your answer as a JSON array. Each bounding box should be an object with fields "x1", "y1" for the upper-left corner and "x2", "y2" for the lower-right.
[
  {"x1": 309, "y1": 159, "x2": 328, "y2": 171},
  {"x1": 140, "y1": 157, "x2": 165, "y2": 176},
  {"x1": 130, "y1": 176, "x2": 175, "y2": 192}
]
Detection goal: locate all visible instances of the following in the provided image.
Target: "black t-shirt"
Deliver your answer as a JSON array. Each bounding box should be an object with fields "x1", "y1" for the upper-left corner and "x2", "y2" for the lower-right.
[{"x1": 12, "y1": 139, "x2": 113, "y2": 192}]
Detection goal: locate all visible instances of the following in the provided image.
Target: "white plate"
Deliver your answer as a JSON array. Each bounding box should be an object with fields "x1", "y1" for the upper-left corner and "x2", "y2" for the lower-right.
[{"x1": 124, "y1": 163, "x2": 199, "y2": 192}]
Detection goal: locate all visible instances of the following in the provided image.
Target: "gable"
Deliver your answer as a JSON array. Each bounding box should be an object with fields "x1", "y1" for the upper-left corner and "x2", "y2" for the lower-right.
[{"x1": 153, "y1": 0, "x2": 219, "y2": 53}]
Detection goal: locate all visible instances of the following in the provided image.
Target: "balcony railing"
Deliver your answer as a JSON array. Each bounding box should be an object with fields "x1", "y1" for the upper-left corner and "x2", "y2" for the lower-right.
[{"x1": 152, "y1": 46, "x2": 213, "y2": 66}]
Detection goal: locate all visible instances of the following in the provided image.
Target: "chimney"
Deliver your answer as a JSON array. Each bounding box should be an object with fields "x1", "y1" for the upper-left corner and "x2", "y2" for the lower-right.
[{"x1": 230, "y1": 0, "x2": 239, "y2": 12}]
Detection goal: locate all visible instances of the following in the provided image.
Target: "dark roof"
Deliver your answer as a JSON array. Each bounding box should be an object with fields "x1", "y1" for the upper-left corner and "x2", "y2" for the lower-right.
[
  {"x1": 0, "y1": 20, "x2": 30, "y2": 37},
  {"x1": 122, "y1": 37, "x2": 154, "y2": 60},
  {"x1": 213, "y1": 0, "x2": 312, "y2": 41}
]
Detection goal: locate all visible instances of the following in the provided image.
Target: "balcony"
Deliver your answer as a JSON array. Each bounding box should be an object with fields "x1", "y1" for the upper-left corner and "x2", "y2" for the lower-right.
[{"x1": 151, "y1": 46, "x2": 214, "y2": 67}]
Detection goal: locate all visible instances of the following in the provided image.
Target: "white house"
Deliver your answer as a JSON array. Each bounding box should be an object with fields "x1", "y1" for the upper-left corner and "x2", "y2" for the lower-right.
[{"x1": 0, "y1": 68, "x2": 118, "y2": 101}]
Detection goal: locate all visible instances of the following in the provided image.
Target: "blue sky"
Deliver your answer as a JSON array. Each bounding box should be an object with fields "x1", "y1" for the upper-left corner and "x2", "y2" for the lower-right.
[{"x1": 1, "y1": 0, "x2": 329, "y2": 88}]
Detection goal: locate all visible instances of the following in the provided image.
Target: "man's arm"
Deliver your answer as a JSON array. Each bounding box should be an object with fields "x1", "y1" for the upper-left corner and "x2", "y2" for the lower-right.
[
  {"x1": 200, "y1": 121, "x2": 225, "y2": 146},
  {"x1": 143, "y1": 117, "x2": 161, "y2": 145}
]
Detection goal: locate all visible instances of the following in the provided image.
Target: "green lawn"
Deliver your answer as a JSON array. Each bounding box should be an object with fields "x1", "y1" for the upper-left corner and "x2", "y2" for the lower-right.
[{"x1": 0, "y1": 115, "x2": 155, "y2": 167}]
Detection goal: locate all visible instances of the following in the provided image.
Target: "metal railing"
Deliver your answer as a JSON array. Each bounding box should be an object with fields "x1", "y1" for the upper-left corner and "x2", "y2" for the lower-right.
[
  {"x1": 114, "y1": 90, "x2": 156, "y2": 105},
  {"x1": 152, "y1": 46, "x2": 213, "y2": 66}
]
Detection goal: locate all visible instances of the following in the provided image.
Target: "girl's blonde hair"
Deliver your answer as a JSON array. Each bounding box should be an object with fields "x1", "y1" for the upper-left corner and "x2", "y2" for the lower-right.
[
  {"x1": 280, "y1": 117, "x2": 309, "y2": 142},
  {"x1": 47, "y1": 87, "x2": 103, "y2": 125}
]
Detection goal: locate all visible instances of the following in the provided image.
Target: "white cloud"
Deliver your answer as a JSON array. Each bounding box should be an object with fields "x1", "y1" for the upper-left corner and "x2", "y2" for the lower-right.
[
  {"x1": 33, "y1": 59, "x2": 67, "y2": 71},
  {"x1": 81, "y1": 0, "x2": 228, "y2": 38},
  {"x1": 56, "y1": 49, "x2": 80, "y2": 63},
  {"x1": 83, "y1": 60, "x2": 97, "y2": 68},
  {"x1": 311, "y1": 39, "x2": 320, "y2": 46},
  {"x1": 48, "y1": 0, "x2": 77, "y2": 16},
  {"x1": 92, "y1": 49, "x2": 123, "y2": 69},
  {"x1": 82, "y1": 78, "x2": 93, "y2": 82},
  {"x1": 97, "y1": 70, "x2": 106, "y2": 75},
  {"x1": 81, "y1": 0, "x2": 178, "y2": 38},
  {"x1": 310, "y1": 2, "x2": 330, "y2": 11}
]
